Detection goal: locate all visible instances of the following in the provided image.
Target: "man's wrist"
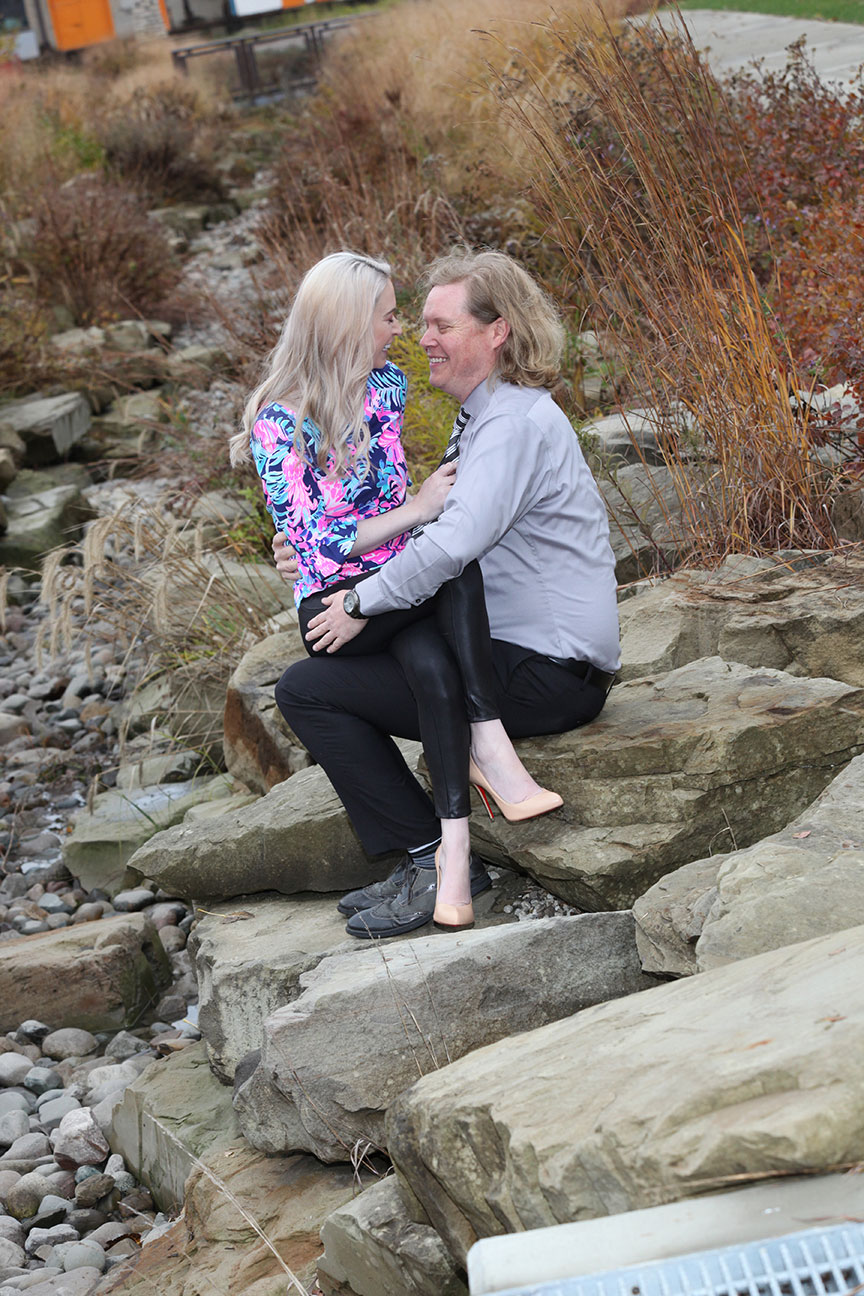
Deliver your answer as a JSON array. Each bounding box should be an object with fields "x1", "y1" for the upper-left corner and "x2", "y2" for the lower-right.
[{"x1": 343, "y1": 589, "x2": 365, "y2": 620}]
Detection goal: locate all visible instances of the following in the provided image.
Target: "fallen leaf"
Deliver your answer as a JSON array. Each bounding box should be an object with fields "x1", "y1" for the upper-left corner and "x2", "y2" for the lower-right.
[
  {"x1": 745, "y1": 1039, "x2": 773, "y2": 1048},
  {"x1": 818, "y1": 1014, "x2": 846, "y2": 1023},
  {"x1": 792, "y1": 830, "x2": 811, "y2": 839}
]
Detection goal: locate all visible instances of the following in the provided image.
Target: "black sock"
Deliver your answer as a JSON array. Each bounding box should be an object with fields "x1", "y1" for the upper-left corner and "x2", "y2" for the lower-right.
[{"x1": 408, "y1": 837, "x2": 441, "y2": 870}]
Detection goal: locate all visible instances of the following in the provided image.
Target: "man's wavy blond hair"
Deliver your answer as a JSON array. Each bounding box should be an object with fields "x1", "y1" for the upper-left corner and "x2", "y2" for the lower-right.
[
  {"x1": 229, "y1": 251, "x2": 392, "y2": 477},
  {"x1": 425, "y1": 250, "x2": 564, "y2": 389}
]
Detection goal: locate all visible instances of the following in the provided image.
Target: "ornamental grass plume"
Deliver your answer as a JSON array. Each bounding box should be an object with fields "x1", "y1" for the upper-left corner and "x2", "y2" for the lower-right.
[{"x1": 502, "y1": 13, "x2": 842, "y2": 565}]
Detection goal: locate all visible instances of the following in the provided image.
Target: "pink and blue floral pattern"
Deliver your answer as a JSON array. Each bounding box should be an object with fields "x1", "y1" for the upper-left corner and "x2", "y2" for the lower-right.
[{"x1": 250, "y1": 363, "x2": 410, "y2": 604}]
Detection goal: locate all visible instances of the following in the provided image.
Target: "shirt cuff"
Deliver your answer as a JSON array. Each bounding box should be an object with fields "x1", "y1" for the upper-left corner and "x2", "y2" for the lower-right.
[{"x1": 354, "y1": 571, "x2": 385, "y2": 616}]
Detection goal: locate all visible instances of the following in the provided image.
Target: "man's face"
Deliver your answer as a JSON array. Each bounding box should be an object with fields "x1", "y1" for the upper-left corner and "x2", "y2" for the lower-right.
[{"x1": 420, "y1": 281, "x2": 508, "y2": 402}]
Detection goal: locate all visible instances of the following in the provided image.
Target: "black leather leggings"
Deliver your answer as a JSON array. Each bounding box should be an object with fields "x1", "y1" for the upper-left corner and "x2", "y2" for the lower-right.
[{"x1": 295, "y1": 561, "x2": 500, "y2": 819}]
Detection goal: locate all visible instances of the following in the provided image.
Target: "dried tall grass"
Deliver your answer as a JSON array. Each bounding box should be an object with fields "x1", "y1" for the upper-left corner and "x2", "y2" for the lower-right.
[
  {"x1": 506, "y1": 14, "x2": 842, "y2": 563},
  {"x1": 259, "y1": 0, "x2": 630, "y2": 286},
  {"x1": 37, "y1": 497, "x2": 288, "y2": 758}
]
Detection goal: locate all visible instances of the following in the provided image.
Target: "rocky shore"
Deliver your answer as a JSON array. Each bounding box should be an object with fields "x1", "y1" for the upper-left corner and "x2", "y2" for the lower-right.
[{"x1": 2, "y1": 179, "x2": 864, "y2": 1296}]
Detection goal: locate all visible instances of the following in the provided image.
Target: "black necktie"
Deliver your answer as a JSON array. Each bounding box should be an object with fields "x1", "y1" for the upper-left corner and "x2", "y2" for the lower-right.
[{"x1": 412, "y1": 406, "x2": 469, "y2": 537}]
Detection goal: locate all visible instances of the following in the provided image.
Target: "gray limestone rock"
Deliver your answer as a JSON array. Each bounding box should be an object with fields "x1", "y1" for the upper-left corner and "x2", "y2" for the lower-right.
[
  {"x1": 191, "y1": 894, "x2": 361, "y2": 1083},
  {"x1": 125, "y1": 764, "x2": 373, "y2": 903},
  {"x1": 635, "y1": 751, "x2": 864, "y2": 974},
  {"x1": 0, "y1": 393, "x2": 90, "y2": 465},
  {"x1": 236, "y1": 912, "x2": 659, "y2": 1162},
  {"x1": 599, "y1": 463, "x2": 685, "y2": 583},
  {"x1": 618, "y1": 550, "x2": 864, "y2": 686},
  {"x1": 64, "y1": 775, "x2": 237, "y2": 896},
  {"x1": 582, "y1": 408, "x2": 668, "y2": 468},
  {"x1": 470, "y1": 656, "x2": 864, "y2": 910},
  {"x1": 0, "y1": 487, "x2": 93, "y2": 572},
  {"x1": 386, "y1": 922, "x2": 864, "y2": 1267},
  {"x1": 318, "y1": 1175, "x2": 466, "y2": 1296},
  {"x1": 0, "y1": 914, "x2": 171, "y2": 1034},
  {"x1": 223, "y1": 626, "x2": 313, "y2": 794},
  {"x1": 106, "y1": 1041, "x2": 240, "y2": 1211}
]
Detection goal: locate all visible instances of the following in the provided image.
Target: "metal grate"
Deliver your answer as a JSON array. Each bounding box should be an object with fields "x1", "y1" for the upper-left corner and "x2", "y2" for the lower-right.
[{"x1": 493, "y1": 1224, "x2": 864, "y2": 1296}]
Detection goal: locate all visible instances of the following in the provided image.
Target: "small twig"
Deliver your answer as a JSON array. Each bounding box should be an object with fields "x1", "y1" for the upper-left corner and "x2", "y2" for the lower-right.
[{"x1": 148, "y1": 1116, "x2": 310, "y2": 1295}]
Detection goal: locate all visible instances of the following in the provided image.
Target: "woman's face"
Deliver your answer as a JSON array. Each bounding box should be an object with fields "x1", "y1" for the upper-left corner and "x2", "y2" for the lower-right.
[{"x1": 371, "y1": 279, "x2": 401, "y2": 369}]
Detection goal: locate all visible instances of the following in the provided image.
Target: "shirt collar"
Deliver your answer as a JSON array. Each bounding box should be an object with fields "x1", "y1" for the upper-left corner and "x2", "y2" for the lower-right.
[{"x1": 462, "y1": 375, "x2": 497, "y2": 422}]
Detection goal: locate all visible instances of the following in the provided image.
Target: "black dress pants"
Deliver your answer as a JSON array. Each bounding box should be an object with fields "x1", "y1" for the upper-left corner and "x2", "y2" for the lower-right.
[
  {"x1": 296, "y1": 561, "x2": 499, "y2": 821},
  {"x1": 275, "y1": 633, "x2": 609, "y2": 856}
]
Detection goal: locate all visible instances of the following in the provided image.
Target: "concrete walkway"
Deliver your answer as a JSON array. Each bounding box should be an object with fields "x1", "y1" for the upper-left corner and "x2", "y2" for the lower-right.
[{"x1": 653, "y1": 8, "x2": 864, "y2": 82}]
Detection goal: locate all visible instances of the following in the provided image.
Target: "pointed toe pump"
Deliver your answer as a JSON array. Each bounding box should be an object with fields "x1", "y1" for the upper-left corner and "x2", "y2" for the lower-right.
[
  {"x1": 432, "y1": 848, "x2": 475, "y2": 932},
  {"x1": 469, "y1": 758, "x2": 563, "y2": 823}
]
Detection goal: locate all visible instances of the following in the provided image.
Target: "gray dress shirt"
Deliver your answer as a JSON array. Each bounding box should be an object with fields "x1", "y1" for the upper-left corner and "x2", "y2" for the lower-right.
[{"x1": 356, "y1": 378, "x2": 621, "y2": 672}]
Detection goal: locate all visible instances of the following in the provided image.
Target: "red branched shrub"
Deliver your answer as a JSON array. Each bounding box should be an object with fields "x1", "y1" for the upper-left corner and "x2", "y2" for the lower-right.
[{"x1": 725, "y1": 43, "x2": 864, "y2": 267}]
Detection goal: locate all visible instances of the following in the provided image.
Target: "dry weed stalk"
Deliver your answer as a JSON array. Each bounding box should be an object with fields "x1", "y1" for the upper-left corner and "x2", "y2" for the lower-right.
[
  {"x1": 37, "y1": 496, "x2": 283, "y2": 755},
  {"x1": 506, "y1": 13, "x2": 842, "y2": 564},
  {"x1": 146, "y1": 1115, "x2": 311, "y2": 1295}
]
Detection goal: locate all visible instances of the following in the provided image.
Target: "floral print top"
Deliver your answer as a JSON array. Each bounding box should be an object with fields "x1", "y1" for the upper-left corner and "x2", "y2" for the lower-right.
[{"x1": 250, "y1": 363, "x2": 410, "y2": 605}]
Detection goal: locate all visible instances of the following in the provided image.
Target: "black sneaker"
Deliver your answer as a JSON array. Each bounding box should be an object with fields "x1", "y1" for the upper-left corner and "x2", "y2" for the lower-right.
[
  {"x1": 338, "y1": 852, "x2": 494, "y2": 918},
  {"x1": 344, "y1": 854, "x2": 494, "y2": 940}
]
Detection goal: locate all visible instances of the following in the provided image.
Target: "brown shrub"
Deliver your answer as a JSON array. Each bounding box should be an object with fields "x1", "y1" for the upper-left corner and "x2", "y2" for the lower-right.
[
  {"x1": 98, "y1": 83, "x2": 227, "y2": 204},
  {"x1": 20, "y1": 175, "x2": 181, "y2": 327}
]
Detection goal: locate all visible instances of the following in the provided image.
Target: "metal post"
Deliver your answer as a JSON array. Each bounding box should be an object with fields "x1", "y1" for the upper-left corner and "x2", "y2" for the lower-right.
[{"x1": 233, "y1": 39, "x2": 260, "y2": 97}]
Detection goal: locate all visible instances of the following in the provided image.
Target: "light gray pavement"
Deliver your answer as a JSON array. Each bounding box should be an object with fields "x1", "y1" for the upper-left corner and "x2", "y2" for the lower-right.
[{"x1": 652, "y1": 8, "x2": 864, "y2": 82}]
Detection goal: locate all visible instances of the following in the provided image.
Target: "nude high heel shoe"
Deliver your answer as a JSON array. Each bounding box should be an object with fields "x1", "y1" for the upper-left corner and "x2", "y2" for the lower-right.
[
  {"x1": 433, "y1": 847, "x2": 475, "y2": 932},
  {"x1": 469, "y1": 758, "x2": 563, "y2": 823}
]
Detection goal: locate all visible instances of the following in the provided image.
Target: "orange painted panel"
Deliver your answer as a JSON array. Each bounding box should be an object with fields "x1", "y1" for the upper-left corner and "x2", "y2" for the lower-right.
[
  {"x1": 48, "y1": 0, "x2": 115, "y2": 50},
  {"x1": 282, "y1": 0, "x2": 320, "y2": 8}
]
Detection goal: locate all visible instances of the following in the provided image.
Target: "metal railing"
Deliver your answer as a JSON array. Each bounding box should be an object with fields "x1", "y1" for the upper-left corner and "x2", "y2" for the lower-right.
[{"x1": 171, "y1": 13, "x2": 362, "y2": 98}]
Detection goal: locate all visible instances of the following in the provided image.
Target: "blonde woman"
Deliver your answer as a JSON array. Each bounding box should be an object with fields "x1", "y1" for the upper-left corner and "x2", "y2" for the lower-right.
[{"x1": 231, "y1": 251, "x2": 560, "y2": 939}]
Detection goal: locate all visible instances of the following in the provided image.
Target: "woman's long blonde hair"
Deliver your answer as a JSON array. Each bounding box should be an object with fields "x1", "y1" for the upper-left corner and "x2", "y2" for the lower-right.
[{"x1": 229, "y1": 251, "x2": 392, "y2": 476}]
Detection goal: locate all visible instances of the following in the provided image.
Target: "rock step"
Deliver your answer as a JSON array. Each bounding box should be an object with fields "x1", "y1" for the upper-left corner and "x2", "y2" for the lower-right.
[
  {"x1": 635, "y1": 750, "x2": 864, "y2": 975},
  {"x1": 385, "y1": 921, "x2": 864, "y2": 1267},
  {"x1": 234, "y1": 911, "x2": 659, "y2": 1163},
  {"x1": 472, "y1": 655, "x2": 864, "y2": 909}
]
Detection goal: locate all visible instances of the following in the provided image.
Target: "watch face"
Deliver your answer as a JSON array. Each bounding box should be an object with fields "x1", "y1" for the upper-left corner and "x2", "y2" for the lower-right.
[{"x1": 344, "y1": 590, "x2": 361, "y2": 618}]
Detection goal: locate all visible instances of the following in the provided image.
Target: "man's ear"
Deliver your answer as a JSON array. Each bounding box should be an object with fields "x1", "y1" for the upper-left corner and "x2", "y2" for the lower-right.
[{"x1": 491, "y1": 317, "x2": 510, "y2": 352}]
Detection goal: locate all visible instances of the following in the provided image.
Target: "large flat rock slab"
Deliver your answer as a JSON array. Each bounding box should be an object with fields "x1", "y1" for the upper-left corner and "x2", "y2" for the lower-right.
[
  {"x1": 618, "y1": 551, "x2": 864, "y2": 685},
  {"x1": 386, "y1": 923, "x2": 864, "y2": 1267},
  {"x1": 652, "y1": 9, "x2": 864, "y2": 85},
  {"x1": 0, "y1": 485, "x2": 93, "y2": 571},
  {"x1": 99, "y1": 1044, "x2": 363, "y2": 1296},
  {"x1": 127, "y1": 763, "x2": 383, "y2": 902},
  {"x1": 471, "y1": 655, "x2": 864, "y2": 909},
  {"x1": 0, "y1": 913, "x2": 171, "y2": 1033},
  {"x1": 0, "y1": 392, "x2": 91, "y2": 464},
  {"x1": 635, "y1": 752, "x2": 864, "y2": 975},
  {"x1": 107, "y1": 1041, "x2": 239, "y2": 1211},
  {"x1": 223, "y1": 626, "x2": 313, "y2": 794},
  {"x1": 193, "y1": 879, "x2": 524, "y2": 1085},
  {"x1": 235, "y1": 912, "x2": 658, "y2": 1163},
  {"x1": 65, "y1": 774, "x2": 237, "y2": 895},
  {"x1": 191, "y1": 894, "x2": 362, "y2": 1083}
]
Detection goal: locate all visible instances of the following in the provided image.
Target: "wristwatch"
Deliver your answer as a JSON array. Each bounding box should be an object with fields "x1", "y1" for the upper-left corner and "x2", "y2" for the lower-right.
[{"x1": 343, "y1": 589, "x2": 365, "y2": 619}]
